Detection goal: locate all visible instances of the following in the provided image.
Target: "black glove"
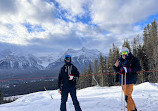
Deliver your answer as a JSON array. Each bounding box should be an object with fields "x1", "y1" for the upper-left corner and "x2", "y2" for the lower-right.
[
  {"x1": 115, "y1": 73, "x2": 119, "y2": 82},
  {"x1": 123, "y1": 60, "x2": 130, "y2": 67}
]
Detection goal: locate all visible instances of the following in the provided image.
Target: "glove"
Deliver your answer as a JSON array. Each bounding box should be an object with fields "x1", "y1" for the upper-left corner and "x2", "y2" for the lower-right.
[
  {"x1": 69, "y1": 74, "x2": 74, "y2": 80},
  {"x1": 58, "y1": 88, "x2": 61, "y2": 94},
  {"x1": 119, "y1": 67, "x2": 131, "y2": 75},
  {"x1": 123, "y1": 60, "x2": 130, "y2": 67},
  {"x1": 73, "y1": 77, "x2": 79, "y2": 81},
  {"x1": 125, "y1": 67, "x2": 131, "y2": 73},
  {"x1": 115, "y1": 73, "x2": 119, "y2": 82}
]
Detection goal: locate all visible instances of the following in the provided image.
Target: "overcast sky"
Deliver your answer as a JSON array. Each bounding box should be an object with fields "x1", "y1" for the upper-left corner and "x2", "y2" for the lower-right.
[{"x1": 0, "y1": 0, "x2": 158, "y2": 57}]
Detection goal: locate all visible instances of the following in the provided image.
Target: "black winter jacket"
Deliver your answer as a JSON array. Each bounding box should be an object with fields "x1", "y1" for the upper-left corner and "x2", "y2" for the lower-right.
[
  {"x1": 113, "y1": 53, "x2": 141, "y2": 84},
  {"x1": 58, "y1": 63, "x2": 80, "y2": 89}
]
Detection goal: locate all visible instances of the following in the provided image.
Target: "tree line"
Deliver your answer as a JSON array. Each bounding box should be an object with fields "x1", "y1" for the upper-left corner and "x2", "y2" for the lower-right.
[{"x1": 77, "y1": 19, "x2": 158, "y2": 89}]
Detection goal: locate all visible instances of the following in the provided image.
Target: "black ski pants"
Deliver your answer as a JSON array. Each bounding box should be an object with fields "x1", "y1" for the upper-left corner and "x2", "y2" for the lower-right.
[{"x1": 60, "y1": 86, "x2": 81, "y2": 111}]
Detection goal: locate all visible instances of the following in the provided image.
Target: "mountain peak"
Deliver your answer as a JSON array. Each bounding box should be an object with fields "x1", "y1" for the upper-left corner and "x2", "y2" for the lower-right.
[
  {"x1": 65, "y1": 48, "x2": 76, "y2": 54},
  {"x1": 81, "y1": 47, "x2": 88, "y2": 52},
  {"x1": 67, "y1": 48, "x2": 74, "y2": 51}
]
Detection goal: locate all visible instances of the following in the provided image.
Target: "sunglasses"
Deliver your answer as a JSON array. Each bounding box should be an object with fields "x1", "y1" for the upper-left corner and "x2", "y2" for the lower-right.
[
  {"x1": 121, "y1": 51, "x2": 128, "y2": 55},
  {"x1": 65, "y1": 57, "x2": 70, "y2": 60}
]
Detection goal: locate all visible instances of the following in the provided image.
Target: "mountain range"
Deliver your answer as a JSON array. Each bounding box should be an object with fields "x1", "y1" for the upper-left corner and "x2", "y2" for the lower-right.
[
  {"x1": 0, "y1": 47, "x2": 103, "y2": 81},
  {"x1": 0, "y1": 49, "x2": 44, "y2": 70},
  {"x1": 46, "y1": 47, "x2": 101, "y2": 73}
]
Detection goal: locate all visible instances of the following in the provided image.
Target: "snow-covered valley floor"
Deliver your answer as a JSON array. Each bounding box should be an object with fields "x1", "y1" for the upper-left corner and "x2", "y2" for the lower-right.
[{"x1": 0, "y1": 82, "x2": 158, "y2": 111}]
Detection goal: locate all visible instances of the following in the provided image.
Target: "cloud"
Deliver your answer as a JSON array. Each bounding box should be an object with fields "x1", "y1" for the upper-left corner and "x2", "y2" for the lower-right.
[
  {"x1": 89, "y1": 0, "x2": 158, "y2": 33},
  {"x1": 0, "y1": 0, "x2": 158, "y2": 56},
  {"x1": 0, "y1": 0, "x2": 17, "y2": 14},
  {"x1": 56, "y1": 0, "x2": 86, "y2": 18},
  {"x1": 0, "y1": 0, "x2": 57, "y2": 45},
  {"x1": 0, "y1": 0, "x2": 56, "y2": 24}
]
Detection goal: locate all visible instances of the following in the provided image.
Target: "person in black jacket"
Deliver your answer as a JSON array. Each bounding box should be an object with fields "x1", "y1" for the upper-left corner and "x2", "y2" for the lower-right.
[
  {"x1": 113, "y1": 47, "x2": 141, "y2": 111},
  {"x1": 58, "y1": 55, "x2": 82, "y2": 111}
]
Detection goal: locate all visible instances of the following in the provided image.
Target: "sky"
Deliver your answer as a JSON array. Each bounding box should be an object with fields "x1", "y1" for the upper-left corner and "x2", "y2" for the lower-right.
[{"x1": 0, "y1": 0, "x2": 158, "y2": 57}]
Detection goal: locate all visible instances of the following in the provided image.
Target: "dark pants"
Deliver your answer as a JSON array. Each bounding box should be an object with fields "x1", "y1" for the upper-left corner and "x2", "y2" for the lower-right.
[{"x1": 60, "y1": 86, "x2": 82, "y2": 111}]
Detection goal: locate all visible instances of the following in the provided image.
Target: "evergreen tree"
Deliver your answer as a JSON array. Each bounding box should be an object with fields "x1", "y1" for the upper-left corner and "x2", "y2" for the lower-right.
[
  {"x1": 93, "y1": 59, "x2": 99, "y2": 74},
  {"x1": 87, "y1": 62, "x2": 93, "y2": 87},
  {"x1": 77, "y1": 66, "x2": 87, "y2": 89},
  {"x1": 0, "y1": 89, "x2": 3, "y2": 104},
  {"x1": 92, "y1": 59, "x2": 99, "y2": 86},
  {"x1": 107, "y1": 49, "x2": 114, "y2": 86},
  {"x1": 113, "y1": 43, "x2": 120, "y2": 63},
  {"x1": 149, "y1": 19, "x2": 158, "y2": 82},
  {"x1": 98, "y1": 53, "x2": 104, "y2": 74},
  {"x1": 132, "y1": 34, "x2": 141, "y2": 57},
  {"x1": 103, "y1": 57, "x2": 108, "y2": 86},
  {"x1": 98, "y1": 53, "x2": 104, "y2": 86},
  {"x1": 142, "y1": 26, "x2": 150, "y2": 82},
  {"x1": 87, "y1": 62, "x2": 92, "y2": 74},
  {"x1": 122, "y1": 39, "x2": 131, "y2": 52}
]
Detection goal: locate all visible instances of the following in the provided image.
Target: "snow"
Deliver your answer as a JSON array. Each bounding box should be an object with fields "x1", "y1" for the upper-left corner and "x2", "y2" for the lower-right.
[
  {"x1": 0, "y1": 49, "x2": 44, "y2": 70},
  {"x1": 0, "y1": 82, "x2": 158, "y2": 111},
  {"x1": 63, "y1": 47, "x2": 101, "y2": 60},
  {"x1": 39, "y1": 54, "x2": 60, "y2": 67}
]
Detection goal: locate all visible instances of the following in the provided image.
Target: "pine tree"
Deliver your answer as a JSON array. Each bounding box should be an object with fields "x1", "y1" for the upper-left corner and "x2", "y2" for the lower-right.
[
  {"x1": 87, "y1": 62, "x2": 93, "y2": 87},
  {"x1": 92, "y1": 59, "x2": 99, "y2": 86},
  {"x1": 112, "y1": 44, "x2": 120, "y2": 85},
  {"x1": 103, "y1": 57, "x2": 108, "y2": 86},
  {"x1": 142, "y1": 25, "x2": 150, "y2": 82},
  {"x1": 83, "y1": 66, "x2": 87, "y2": 75},
  {"x1": 98, "y1": 53, "x2": 104, "y2": 74},
  {"x1": 77, "y1": 66, "x2": 87, "y2": 89},
  {"x1": 149, "y1": 19, "x2": 158, "y2": 82},
  {"x1": 107, "y1": 49, "x2": 114, "y2": 86},
  {"x1": 98, "y1": 53, "x2": 104, "y2": 86},
  {"x1": 122, "y1": 39, "x2": 131, "y2": 52},
  {"x1": 87, "y1": 62, "x2": 92, "y2": 74},
  {"x1": 93, "y1": 59, "x2": 99, "y2": 74},
  {"x1": 132, "y1": 34, "x2": 141, "y2": 57},
  {"x1": 0, "y1": 89, "x2": 3, "y2": 104}
]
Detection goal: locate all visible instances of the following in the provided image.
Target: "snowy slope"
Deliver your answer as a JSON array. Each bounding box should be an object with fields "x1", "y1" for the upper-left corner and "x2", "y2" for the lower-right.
[{"x1": 0, "y1": 82, "x2": 158, "y2": 111}]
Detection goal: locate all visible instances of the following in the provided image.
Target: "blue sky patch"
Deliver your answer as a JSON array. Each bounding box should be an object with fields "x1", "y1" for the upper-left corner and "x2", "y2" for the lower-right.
[
  {"x1": 51, "y1": 0, "x2": 92, "y2": 25},
  {"x1": 24, "y1": 24, "x2": 45, "y2": 33},
  {"x1": 134, "y1": 14, "x2": 158, "y2": 29}
]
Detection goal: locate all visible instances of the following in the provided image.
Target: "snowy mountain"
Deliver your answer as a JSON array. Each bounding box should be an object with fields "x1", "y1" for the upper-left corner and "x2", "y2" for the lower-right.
[
  {"x1": 0, "y1": 47, "x2": 103, "y2": 81},
  {"x1": 0, "y1": 47, "x2": 102, "y2": 72},
  {"x1": 46, "y1": 47, "x2": 102, "y2": 73},
  {"x1": 39, "y1": 53, "x2": 60, "y2": 67},
  {"x1": 1, "y1": 82, "x2": 158, "y2": 111},
  {"x1": 0, "y1": 49, "x2": 44, "y2": 70}
]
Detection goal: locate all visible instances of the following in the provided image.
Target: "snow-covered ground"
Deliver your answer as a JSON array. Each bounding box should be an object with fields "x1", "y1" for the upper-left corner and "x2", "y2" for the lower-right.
[{"x1": 0, "y1": 82, "x2": 158, "y2": 111}]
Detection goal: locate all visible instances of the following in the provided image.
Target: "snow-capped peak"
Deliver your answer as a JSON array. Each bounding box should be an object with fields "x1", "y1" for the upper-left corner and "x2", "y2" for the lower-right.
[
  {"x1": 46, "y1": 47, "x2": 102, "y2": 72},
  {"x1": 0, "y1": 49, "x2": 44, "y2": 70},
  {"x1": 81, "y1": 47, "x2": 88, "y2": 52},
  {"x1": 64, "y1": 47, "x2": 101, "y2": 59}
]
